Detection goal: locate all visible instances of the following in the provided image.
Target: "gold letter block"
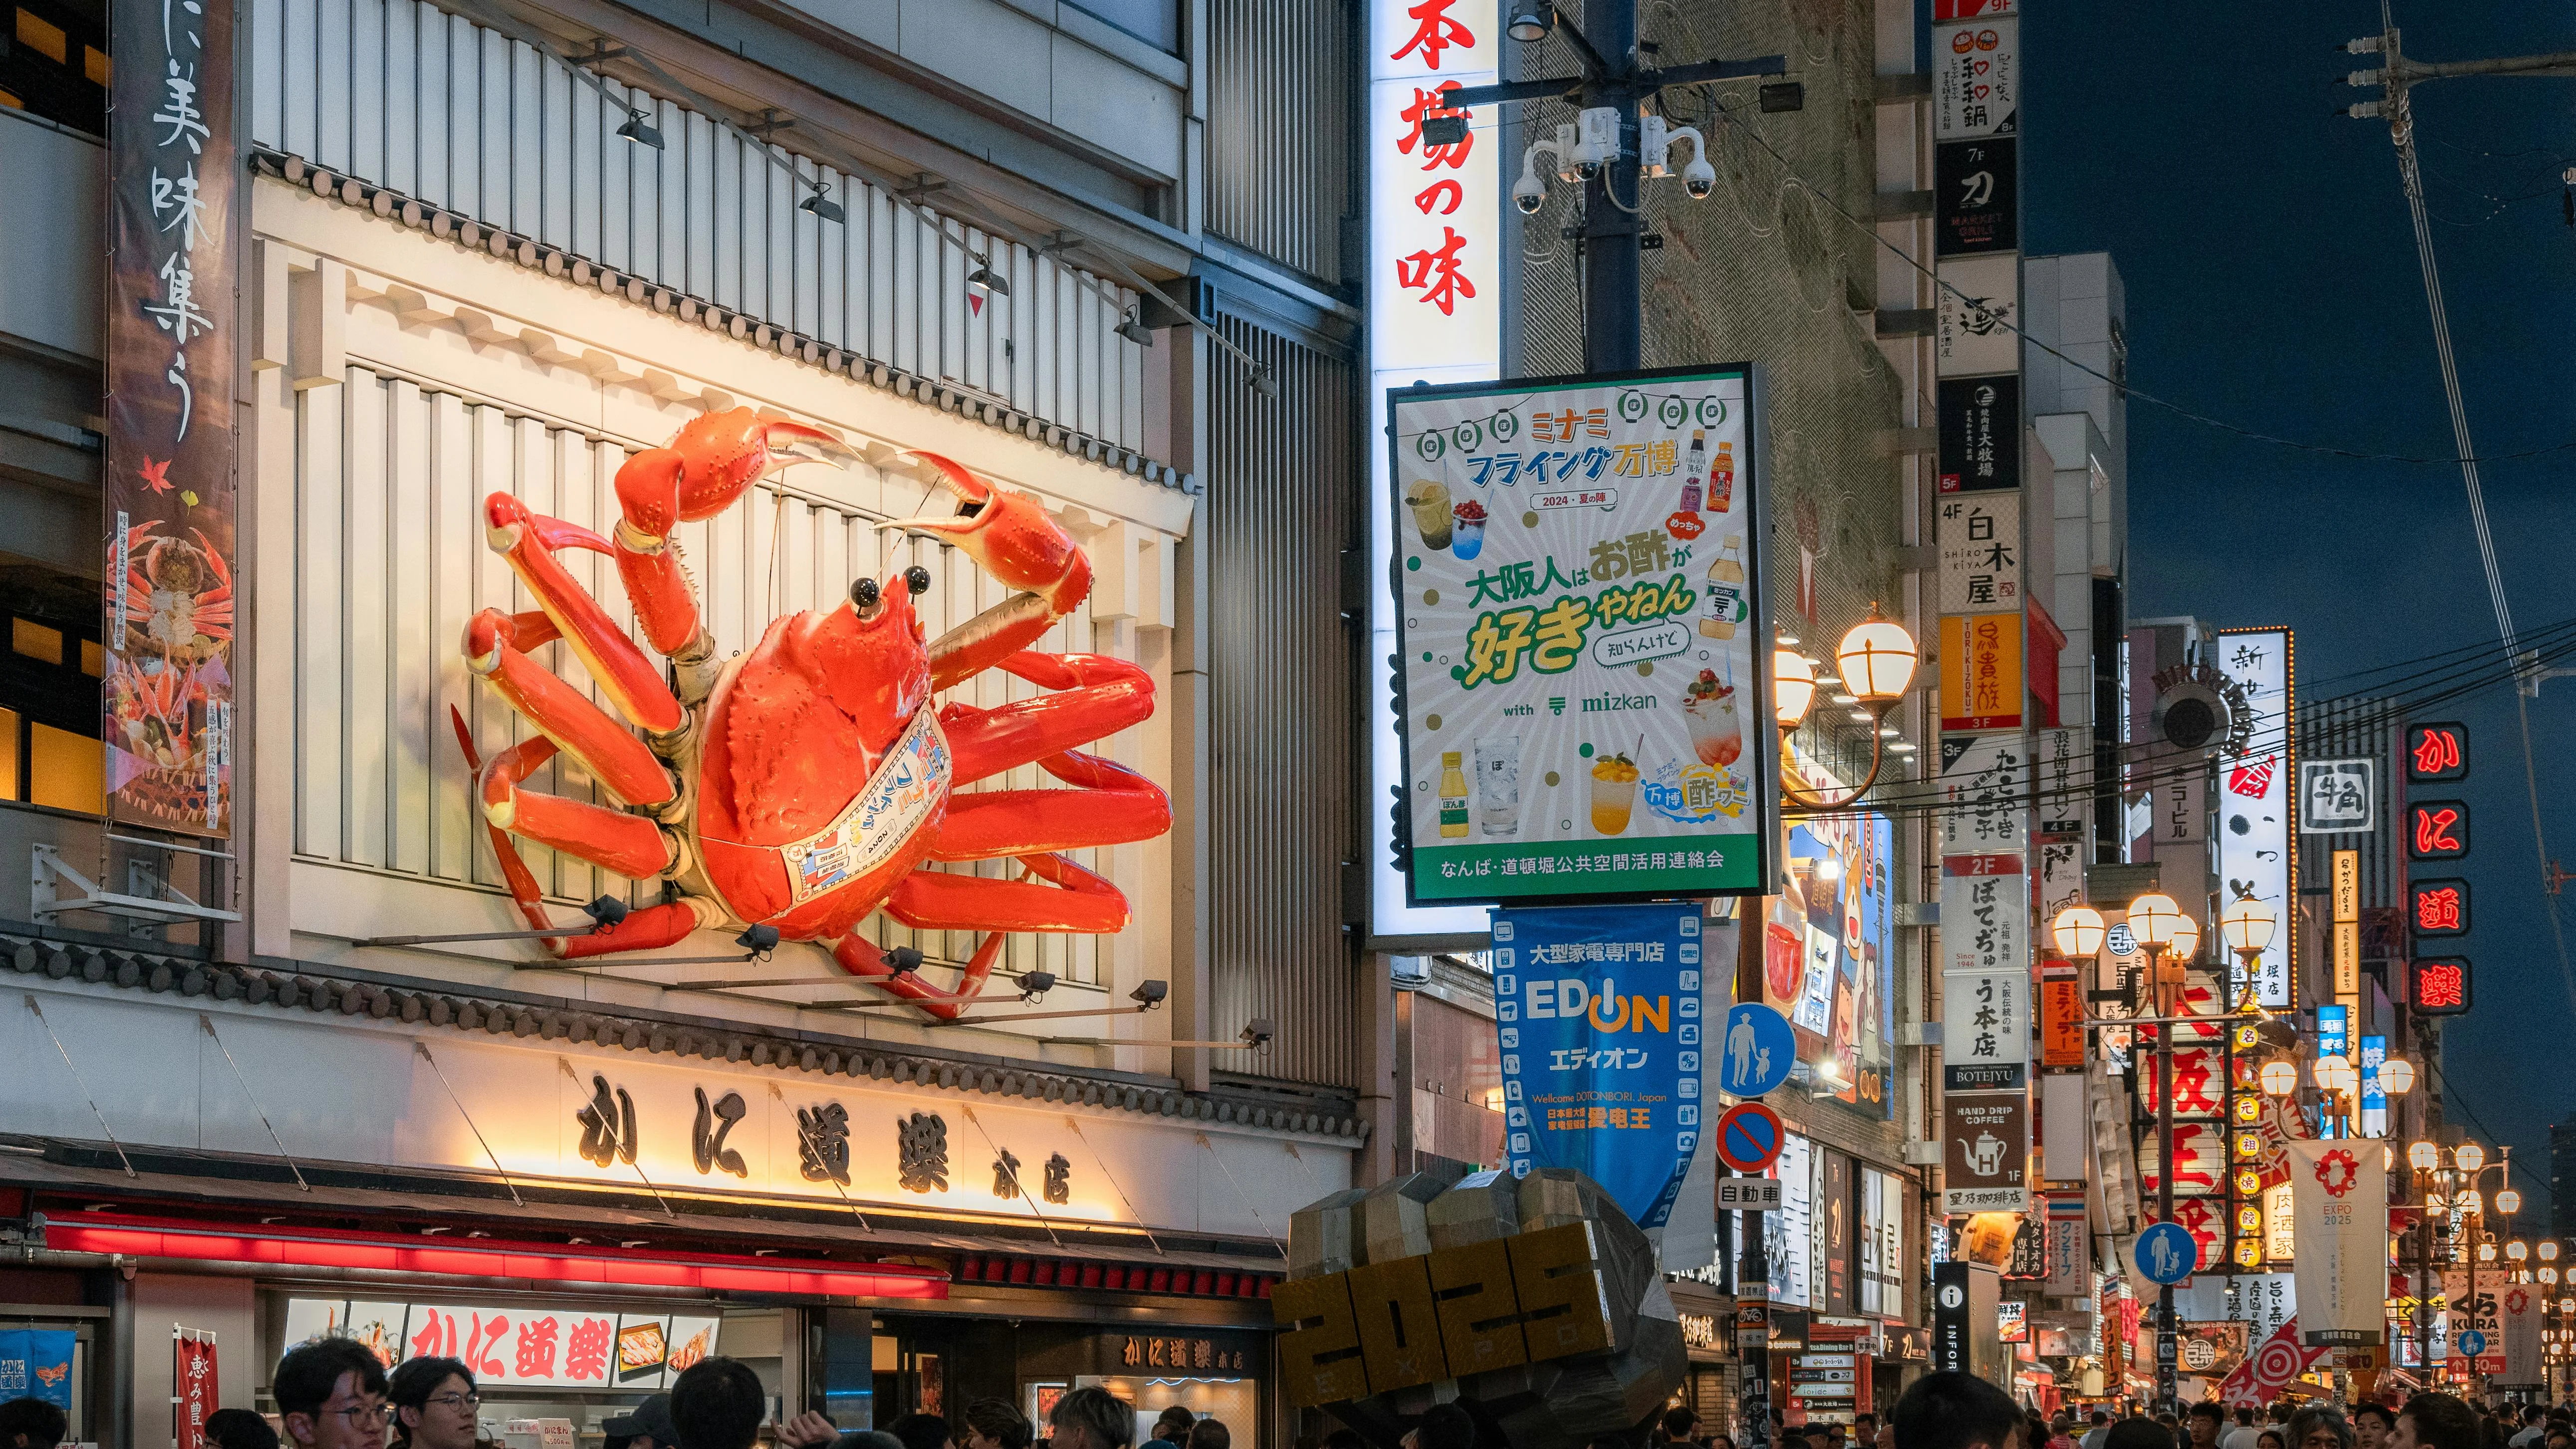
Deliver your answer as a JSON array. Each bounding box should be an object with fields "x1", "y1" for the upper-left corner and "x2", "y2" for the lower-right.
[
  {"x1": 1271, "y1": 1271, "x2": 1369, "y2": 1405},
  {"x1": 1427, "y1": 1236, "x2": 1529, "y2": 1375},
  {"x1": 1507, "y1": 1220, "x2": 1615, "y2": 1359},
  {"x1": 1347, "y1": 1254, "x2": 1450, "y2": 1391}
]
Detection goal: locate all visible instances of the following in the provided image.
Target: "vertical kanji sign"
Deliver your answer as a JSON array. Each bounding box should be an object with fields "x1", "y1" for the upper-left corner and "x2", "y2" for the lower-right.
[
  {"x1": 175, "y1": 1331, "x2": 218, "y2": 1449},
  {"x1": 105, "y1": 0, "x2": 238, "y2": 836}
]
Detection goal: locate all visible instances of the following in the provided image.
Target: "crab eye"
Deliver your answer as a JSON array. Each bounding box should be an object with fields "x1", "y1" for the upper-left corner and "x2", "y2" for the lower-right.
[
  {"x1": 849, "y1": 577, "x2": 882, "y2": 615},
  {"x1": 904, "y1": 565, "x2": 932, "y2": 596}
]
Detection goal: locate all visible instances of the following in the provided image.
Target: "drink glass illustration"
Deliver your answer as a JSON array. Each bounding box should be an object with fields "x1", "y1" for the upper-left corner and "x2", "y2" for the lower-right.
[
  {"x1": 1588, "y1": 754, "x2": 1638, "y2": 835},
  {"x1": 1451, "y1": 498, "x2": 1489, "y2": 559},
  {"x1": 1683, "y1": 682, "x2": 1742, "y2": 767},
  {"x1": 1475, "y1": 735, "x2": 1522, "y2": 836},
  {"x1": 1406, "y1": 479, "x2": 1454, "y2": 550}
]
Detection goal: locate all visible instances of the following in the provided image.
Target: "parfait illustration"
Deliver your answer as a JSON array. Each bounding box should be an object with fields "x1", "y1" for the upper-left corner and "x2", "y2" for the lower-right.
[
  {"x1": 1682, "y1": 669, "x2": 1743, "y2": 767},
  {"x1": 1451, "y1": 497, "x2": 1489, "y2": 559},
  {"x1": 1406, "y1": 479, "x2": 1454, "y2": 549},
  {"x1": 1588, "y1": 751, "x2": 1639, "y2": 835}
]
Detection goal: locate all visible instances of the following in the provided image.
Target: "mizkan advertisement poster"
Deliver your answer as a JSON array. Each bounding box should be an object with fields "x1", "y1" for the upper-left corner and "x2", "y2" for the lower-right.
[{"x1": 1387, "y1": 364, "x2": 1775, "y2": 906}]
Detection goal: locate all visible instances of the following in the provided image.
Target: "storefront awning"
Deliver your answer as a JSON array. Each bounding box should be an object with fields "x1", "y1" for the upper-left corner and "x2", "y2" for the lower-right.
[{"x1": 42, "y1": 1208, "x2": 949, "y2": 1300}]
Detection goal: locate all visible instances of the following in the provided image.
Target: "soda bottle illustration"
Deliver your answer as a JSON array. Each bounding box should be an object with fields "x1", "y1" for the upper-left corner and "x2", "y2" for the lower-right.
[{"x1": 1678, "y1": 429, "x2": 1706, "y2": 513}]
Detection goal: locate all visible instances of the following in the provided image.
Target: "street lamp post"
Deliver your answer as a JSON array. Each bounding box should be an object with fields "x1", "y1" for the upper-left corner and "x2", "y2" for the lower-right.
[
  {"x1": 1772, "y1": 609, "x2": 1919, "y2": 814},
  {"x1": 2126, "y1": 890, "x2": 2192, "y2": 1414},
  {"x1": 2218, "y1": 889, "x2": 2278, "y2": 1012}
]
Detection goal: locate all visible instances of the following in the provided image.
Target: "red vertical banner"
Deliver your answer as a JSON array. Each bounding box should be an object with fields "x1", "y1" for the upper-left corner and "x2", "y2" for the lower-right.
[
  {"x1": 104, "y1": 0, "x2": 238, "y2": 836},
  {"x1": 175, "y1": 1332, "x2": 219, "y2": 1449}
]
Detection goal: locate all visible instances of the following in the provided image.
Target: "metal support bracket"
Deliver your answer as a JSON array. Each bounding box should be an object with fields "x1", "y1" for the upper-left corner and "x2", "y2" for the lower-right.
[{"x1": 31, "y1": 843, "x2": 241, "y2": 924}]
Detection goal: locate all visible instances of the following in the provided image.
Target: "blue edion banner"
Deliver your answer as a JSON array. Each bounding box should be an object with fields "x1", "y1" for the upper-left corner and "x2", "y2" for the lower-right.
[
  {"x1": 0, "y1": 1328, "x2": 76, "y2": 1409},
  {"x1": 1492, "y1": 902, "x2": 1702, "y2": 1228}
]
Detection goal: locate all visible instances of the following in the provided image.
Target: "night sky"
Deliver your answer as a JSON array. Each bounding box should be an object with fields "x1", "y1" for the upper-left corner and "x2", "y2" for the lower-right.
[{"x1": 2020, "y1": 3, "x2": 2576, "y2": 1219}]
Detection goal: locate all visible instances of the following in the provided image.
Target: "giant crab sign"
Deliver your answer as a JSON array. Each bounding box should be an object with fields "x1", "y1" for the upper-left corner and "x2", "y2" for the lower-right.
[{"x1": 449, "y1": 408, "x2": 1171, "y2": 1018}]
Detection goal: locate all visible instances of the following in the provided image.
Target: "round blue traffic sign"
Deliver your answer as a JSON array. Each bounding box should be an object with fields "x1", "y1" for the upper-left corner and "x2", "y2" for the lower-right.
[
  {"x1": 2135, "y1": 1222, "x2": 2199, "y2": 1285},
  {"x1": 2460, "y1": 1329, "x2": 2488, "y2": 1358},
  {"x1": 1716, "y1": 1101, "x2": 1785, "y2": 1173},
  {"x1": 1719, "y1": 1003, "x2": 1796, "y2": 1097}
]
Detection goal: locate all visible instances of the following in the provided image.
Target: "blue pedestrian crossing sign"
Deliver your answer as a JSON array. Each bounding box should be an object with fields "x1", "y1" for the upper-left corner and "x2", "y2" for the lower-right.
[
  {"x1": 1719, "y1": 1003, "x2": 1795, "y2": 1098},
  {"x1": 2135, "y1": 1222, "x2": 2198, "y2": 1285}
]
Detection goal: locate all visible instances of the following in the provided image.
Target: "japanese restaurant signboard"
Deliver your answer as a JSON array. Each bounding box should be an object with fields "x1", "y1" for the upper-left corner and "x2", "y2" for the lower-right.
[
  {"x1": 2214, "y1": 628, "x2": 2294, "y2": 1008},
  {"x1": 1368, "y1": 0, "x2": 1503, "y2": 940},
  {"x1": 284, "y1": 1299, "x2": 721, "y2": 1391},
  {"x1": 105, "y1": 0, "x2": 238, "y2": 835},
  {"x1": 1387, "y1": 366, "x2": 1774, "y2": 902}
]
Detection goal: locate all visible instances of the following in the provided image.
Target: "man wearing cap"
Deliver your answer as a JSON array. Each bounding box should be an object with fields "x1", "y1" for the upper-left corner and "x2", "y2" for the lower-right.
[{"x1": 604, "y1": 1394, "x2": 678, "y2": 1449}]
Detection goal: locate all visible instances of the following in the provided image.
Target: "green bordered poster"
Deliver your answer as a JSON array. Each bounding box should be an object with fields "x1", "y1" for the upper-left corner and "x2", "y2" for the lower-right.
[{"x1": 1388, "y1": 364, "x2": 1776, "y2": 905}]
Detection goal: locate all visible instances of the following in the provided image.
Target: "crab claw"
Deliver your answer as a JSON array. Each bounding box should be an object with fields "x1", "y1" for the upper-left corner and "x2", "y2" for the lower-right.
[
  {"x1": 615, "y1": 407, "x2": 853, "y2": 543},
  {"x1": 879, "y1": 451, "x2": 1091, "y2": 616}
]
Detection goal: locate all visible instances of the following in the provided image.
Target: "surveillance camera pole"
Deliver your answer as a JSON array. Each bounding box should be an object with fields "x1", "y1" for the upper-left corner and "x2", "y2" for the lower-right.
[{"x1": 1445, "y1": 2, "x2": 1786, "y2": 373}]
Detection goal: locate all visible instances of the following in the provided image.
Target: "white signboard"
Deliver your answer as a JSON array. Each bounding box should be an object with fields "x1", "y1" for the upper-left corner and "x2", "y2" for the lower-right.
[
  {"x1": 1935, "y1": 254, "x2": 2022, "y2": 379},
  {"x1": 2039, "y1": 839, "x2": 2083, "y2": 923},
  {"x1": 285, "y1": 1298, "x2": 721, "y2": 1391},
  {"x1": 1941, "y1": 969, "x2": 2029, "y2": 1084},
  {"x1": 2290, "y1": 1140, "x2": 2386, "y2": 1346},
  {"x1": 1936, "y1": 490, "x2": 2022, "y2": 613},
  {"x1": 1934, "y1": 16, "x2": 2020, "y2": 139},
  {"x1": 1770, "y1": 1131, "x2": 1816, "y2": 1308},
  {"x1": 2442, "y1": 1271, "x2": 2507, "y2": 1374},
  {"x1": 1720, "y1": 1176, "x2": 1786, "y2": 1211},
  {"x1": 1388, "y1": 368, "x2": 1773, "y2": 903},
  {"x1": 1940, "y1": 858, "x2": 2027, "y2": 978},
  {"x1": 1368, "y1": 0, "x2": 1502, "y2": 941},
  {"x1": 2178, "y1": 1273, "x2": 2295, "y2": 1346},
  {"x1": 2215, "y1": 628, "x2": 2294, "y2": 1007},
  {"x1": 2299, "y1": 758, "x2": 2376, "y2": 834},
  {"x1": 1939, "y1": 731, "x2": 2029, "y2": 857},
  {"x1": 2157, "y1": 760, "x2": 2206, "y2": 845},
  {"x1": 2034, "y1": 725, "x2": 2092, "y2": 835}
]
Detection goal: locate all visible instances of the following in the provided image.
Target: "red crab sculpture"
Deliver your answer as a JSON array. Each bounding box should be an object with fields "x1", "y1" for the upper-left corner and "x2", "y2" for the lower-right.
[{"x1": 450, "y1": 408, "x2": 1170, "y2": 1019}]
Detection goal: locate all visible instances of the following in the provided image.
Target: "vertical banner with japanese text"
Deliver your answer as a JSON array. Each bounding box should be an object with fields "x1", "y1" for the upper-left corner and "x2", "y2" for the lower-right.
[
  {"x1": 1368, "y1": 0, "x2": 1501, "y2": 941},
  {"x1": 176, "y1": 1331, "x2": 219, "y2": 1449},
  {"x1": 106, "y1": 0, "x2": 237, "y2": 835},
  {"x1": 1490, "y1": 903, "x2": 1704, "y2": 1228},
  {"x1": 2214, "y1": 628, "x2": 2294, "y2": 1007},
  {"x1": 2289, "y1": 1140, "x2": 2385, "y2": 1346}
]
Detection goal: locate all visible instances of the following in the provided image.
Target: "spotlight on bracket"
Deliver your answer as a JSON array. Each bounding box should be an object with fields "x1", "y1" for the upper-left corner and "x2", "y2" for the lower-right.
[
  {"x1": 798, "y1": 184, "x2": 846, "y2": 223},
  {"x1": 1017, "y1": 970, "x2": 1058, "y2": 1003},
  {"x1": 615, "y1": 109, "x2": 665, "y2": 149},
  {"x1": 583, "y1": 895, "x2": 632, "y2": 928},
  {"x1": 735, "y1": 924, "x2": 781, "y2": 955},
  {"x1": 1130, "y1": 979, "x2": 1170, "y2": 1008},
  {"x1": 1116, "y1": 306, "x2": 1155, "y2": 347},
  {"x1": 886, "y1": 947, "x2": 926, "y2": 978},
  {"x1": 1240, "y1": 1018, "x2": 1275, "y2": 1049}
]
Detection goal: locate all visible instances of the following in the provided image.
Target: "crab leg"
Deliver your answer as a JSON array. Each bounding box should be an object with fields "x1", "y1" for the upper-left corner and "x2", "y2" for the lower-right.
[
  {"x1": 829, "y1": 931, "x2": 1009, "y2": 1022},
  {"x1": 930, "y1": 748, "x2": 1169, "y2": 861},
  {"x1": 484, "y1": 494, "x2": 686, "y2": 735},
  {"x1": 612, "y1": 413, "x2": 842, "y2": 655},
  {"x1": 938, "y1": 652, "x2": 1156, "y2": 786},
  {"x1": 450, "y1": 709, "x2": 719, "y2": 960},
  {"x1": 887, "y1": 852, "x2": 1129, "y2": 934},
  {"x1": 465, "y1": 607, "x2": 678, "y2": 808}
]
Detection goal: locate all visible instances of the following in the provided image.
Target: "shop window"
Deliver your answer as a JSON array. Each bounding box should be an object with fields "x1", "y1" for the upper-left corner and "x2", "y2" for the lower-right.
[
  {"x1": 0, "y1": 0, "x2": 106, "y2": 133},
  {"x1": 1, "y1": 599, "x2": 103, "y2": 815}
]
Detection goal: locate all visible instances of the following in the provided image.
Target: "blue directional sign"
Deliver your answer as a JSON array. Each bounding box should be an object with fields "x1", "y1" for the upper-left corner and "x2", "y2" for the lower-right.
[
  {"x1": 1718, "y1": 1002, "x2": 1796, "y2": 1098},
  {"x1": 2135, "y1": 1222, "x2": 2199, "y2": 1285},
  {"x1": 2460, "y1": 1329, "x2": 2488, "y2": 1359}
]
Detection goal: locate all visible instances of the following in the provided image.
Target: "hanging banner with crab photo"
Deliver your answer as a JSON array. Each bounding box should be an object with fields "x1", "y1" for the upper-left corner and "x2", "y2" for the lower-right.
[
  {"x1": 1386, "y1": 364, "x2": 1774, "y2": 905},
  {"x1": 101, "y1": 0, "x2": 238, "y2": 835}
]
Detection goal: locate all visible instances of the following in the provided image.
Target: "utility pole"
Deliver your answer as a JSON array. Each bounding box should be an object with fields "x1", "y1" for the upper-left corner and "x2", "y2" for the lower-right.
[{"x1": 1438, "y1": 2, "x2": 1799, "y2": 375}]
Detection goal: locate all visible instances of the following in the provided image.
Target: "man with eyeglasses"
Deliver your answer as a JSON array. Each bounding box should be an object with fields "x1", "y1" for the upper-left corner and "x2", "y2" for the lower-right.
[
  {"x1": 275, "y1": 1338, "x2": 392, "y2": 1449},
  {"x1": 386, "y1": 1355, "x2": 484, "y2": 1449}
]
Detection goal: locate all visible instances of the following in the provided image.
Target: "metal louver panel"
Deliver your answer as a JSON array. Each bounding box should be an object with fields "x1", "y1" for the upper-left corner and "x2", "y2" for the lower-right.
[{"x1": 1205, "y1": 0, "x2": 1353, "y2": 286}]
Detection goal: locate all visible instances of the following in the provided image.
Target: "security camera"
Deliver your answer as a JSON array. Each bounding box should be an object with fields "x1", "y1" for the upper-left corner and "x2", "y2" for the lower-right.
[
  {"x1": 1643, "y1": 119, "x2": 1715, "y2": 201},
  {"x1": 1514, "y1": 166, "x2": 1547, "y2": 215},
  {"x1": 1570, "y1": 106, "x2": 1622, "y2": 181},
  {"x1": 1684, "y1": 157, "x2": 1716, "y2": 199}
]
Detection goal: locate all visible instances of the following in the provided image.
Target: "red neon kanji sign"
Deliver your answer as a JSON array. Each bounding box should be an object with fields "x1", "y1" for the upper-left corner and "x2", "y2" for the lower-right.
[
  {"x1": 2411, "y1": 879, "x2": 2469, "y2": 935},
  {"x1": 2412, "y1": 957, "x2": 2471, "y2": 1014},
  {"x1": 2407, "y1": 722, "x2": 2469, "y2": 783},
  {"x1": 1388, "y1": 0, "x2": 1474, "y2": 70},
  {"x1": 2409, "y1": 800, "x2": 2469, "y2": 860}
]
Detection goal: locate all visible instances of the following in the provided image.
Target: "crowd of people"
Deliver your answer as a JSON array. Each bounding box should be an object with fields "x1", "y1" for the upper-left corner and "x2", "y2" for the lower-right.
[
  {"x1": 0, "y1": 1335, "x2": 1243, "y2": 1449},
  {"x1": 0, "y1": 1349, "x2": 2552, "y2": 1449}
]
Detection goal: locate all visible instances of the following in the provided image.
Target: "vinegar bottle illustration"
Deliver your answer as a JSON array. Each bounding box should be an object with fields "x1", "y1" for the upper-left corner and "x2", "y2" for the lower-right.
[
  {"x1": 1699, "y1": 536, "x2": 1746, "y2": 639},
  {"x1": 1710, "y1": 440, "x2": 1737, "y2": 514},
  {"x1": 1678, "y1": 429, "x2": 1707, "y2": 512},
  {"x1": 1438, "y1": 752, "x2": 1471, "y2": 838}
]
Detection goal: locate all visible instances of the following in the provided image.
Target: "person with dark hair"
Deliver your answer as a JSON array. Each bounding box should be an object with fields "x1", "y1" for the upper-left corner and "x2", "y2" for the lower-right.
[
  {"x1": 2259, "y1": 1434, "x2": 2286, "y2": 1449},
  {"x1": 889, "y1": 1412, "x2": 958, "y2": 1449},
  {"x1": 276, "y1": 1337, "x2": 393, "y2": 1449},
  {"x1": 0, "y1": 1398, "x2": 67, "y2": 1449},
  {"x1": 1660, "y1": 1409, "x2": 1703, "y2": 1449},
  {"x1": 2105, "y1": 1420, "x2": 2176, "y2": 1449},
  {"x1": 385, "y1": 1354, "x2": 480, "y2": 1449},
  {"x1": 601, "y1": 1395, "x2": 678, "y2": 1449},
  {"x1": 1187, "y1": 1421, "x2": 1230, "y2": 1449},
  {"x1": 209, "y1": 1407, "x2": 284, "y2": 1449},
  {"x1": 2191, "y1": 1405, "x2": 2228, "y2": 1449},
  {"x1": 2084, "y1": 1412, "x2": 2115, "y2": 1449},
  {"x1": 2390, "y1": 1395, "x2": 2483, "y2": 1449},
  {"x1": 964, "y1": 1399, "x2": 1035, "y2": 1449},
  {"x1": 671, "y1": 1357, "x2": 769, "y2": 1449},
  {"x1": 2287, "y1": 1408, "x2": 2353, "y2": 1449},
  {"x1": 1410, "y1": 1404, "x2": 1477, "y2": 1449},
  {"x1": 1050, "y1": 1387, "x2": 1135, "y2": 1449},
  {"x1": 1147, "y1": 1409, "x2": 1196, "y2": 1449},
  {"x1": 2354, "y1": 1406, "x2": 2397, "y2": 1449},
  {"x1": 1891, "y1": 1371, "x2": 2021, "y2": 1449}
]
